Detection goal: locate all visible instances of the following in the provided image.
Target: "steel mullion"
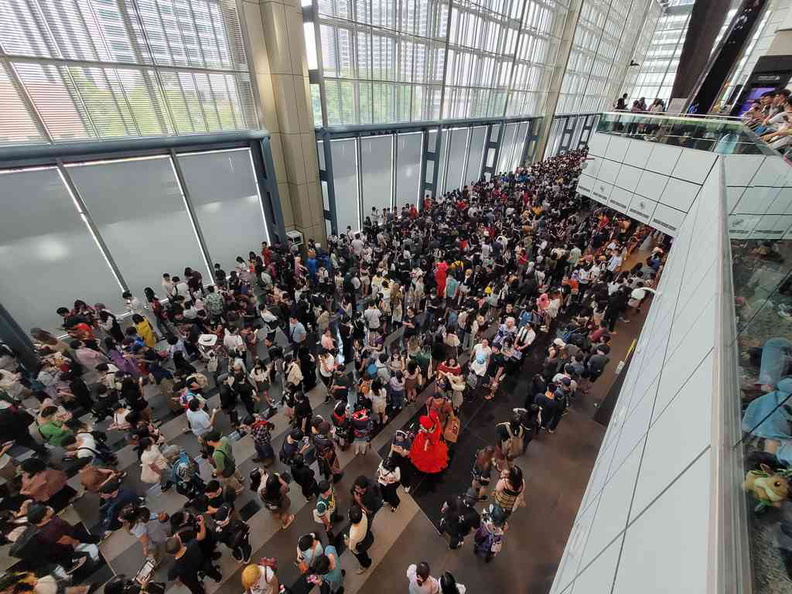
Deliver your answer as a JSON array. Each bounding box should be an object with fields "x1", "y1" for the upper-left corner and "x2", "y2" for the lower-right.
[{"x1": 1, "y1": 58, "x2": 53, "y2": 143}]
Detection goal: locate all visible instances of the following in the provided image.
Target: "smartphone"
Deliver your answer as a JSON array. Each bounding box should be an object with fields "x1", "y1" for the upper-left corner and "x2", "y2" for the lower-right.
[{"x1": 135, "y1": 558, "x2": 156, "y2": 584}]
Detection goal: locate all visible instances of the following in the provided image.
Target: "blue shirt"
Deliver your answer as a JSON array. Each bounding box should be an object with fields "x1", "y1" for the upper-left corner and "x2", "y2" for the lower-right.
[{"x1": 321, "y1": 545, "x2": 344, "y2": 590}]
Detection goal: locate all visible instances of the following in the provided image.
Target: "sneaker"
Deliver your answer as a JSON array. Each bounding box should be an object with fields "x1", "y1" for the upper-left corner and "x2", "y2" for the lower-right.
[
  {"x1": 282, "y1": 515, "x2": 295, "y2": 530},
  {"x1": 356, "y1": 566, "x2": 369, "y2": 574},
  {"x1": 404, "y1": 486, "x2": 411, "y2": 494},
  {"x1": 66, "y1": 557, "x2": 87, "y2": 575}
]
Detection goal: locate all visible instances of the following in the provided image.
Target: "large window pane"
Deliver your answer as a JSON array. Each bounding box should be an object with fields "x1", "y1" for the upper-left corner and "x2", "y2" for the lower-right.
[
  {"x1": 360, "y1": 136, "x2": 393, "y2": 219},
  {"x1": 177, "y1": 149, "x2": 269, "y2": 271},
  {"x1": 67, "y1": 157, "x2": 208, "y2": 296},
  {"x1": 330, "y1": 139, "x2": 359, "y2": 234},
  {"x1": 465, "y1": 126, "x2": 487, "y2": 186},
  {"x1": 498, "y1": 122, "x2": 519, "y2": 173},
  {"x1": 0, "y1": 168, "x2": 122, "y2": 333},
  {"x1": 444, "y1": 128, "x2": 468, "y2": 194},
  {"x1": 396, "y1": 132, "x2": 423, "y2": 208}
]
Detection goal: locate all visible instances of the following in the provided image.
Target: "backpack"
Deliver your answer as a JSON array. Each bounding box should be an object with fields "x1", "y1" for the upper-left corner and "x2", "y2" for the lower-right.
[{"x1": 171, "y1": 451, "x2": 198, "y2": 487}]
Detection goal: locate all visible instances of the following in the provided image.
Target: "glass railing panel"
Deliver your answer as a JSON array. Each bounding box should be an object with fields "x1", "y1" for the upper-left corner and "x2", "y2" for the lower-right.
[
  {"x1": 731, "y1": 155, "x2": 792, "y2": 591},
  {"x1": 596, "y1": 112, "x2": 771, "y2": 155}
]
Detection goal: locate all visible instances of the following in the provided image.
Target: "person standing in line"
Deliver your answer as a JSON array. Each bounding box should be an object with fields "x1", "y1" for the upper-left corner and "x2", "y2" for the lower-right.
[
  {"x1": 241, "y1": 562, "x2": 280, "y2": 594},
  {"x1": 439, "y1": 572, "x2": 467, "y2": 594},
  {"x1": 439, "y1": 489, "x2": 481, "y2": 549},
  {"x1": 204, "y1": 430, "x2": 245, "y2": 494},
  {"x1": 165, "y1": 515, "x2": 223, "y2": 594},
  {"x1": 376, "y1": 456, "x2": 401, "y2": 512},
  {"x1": 406, "y1": 561, "x2": 441, "y2": 594},
  {"x1": 345, "y1": 504, "x2": 374, "y2": 574},
  {"x1": 214, "y1": 503, "x2": 252, "y2": 564}
]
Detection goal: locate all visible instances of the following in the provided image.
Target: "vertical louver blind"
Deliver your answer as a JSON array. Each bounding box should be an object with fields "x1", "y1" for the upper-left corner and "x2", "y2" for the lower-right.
[{"x1": 0, "y1": 0, "x2": 258, "y2": 145}]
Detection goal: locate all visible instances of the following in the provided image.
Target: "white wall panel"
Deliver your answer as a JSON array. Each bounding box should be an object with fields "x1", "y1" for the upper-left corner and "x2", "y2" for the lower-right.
[
  {"x1": 670, "y1": 149, "x2": 717, "y2": 184},
  {"x1": 650, "y1": 204, "x2": 686, "y2": 237},
  {"x1": 724, "y1": 154, "x2": 764, "y2": 186},
  {"x1": 586, "y1": 132, "x2": 610, "y2": 157},
  {"x1": 612, "y1": 454, "x2": 711, "y2": 594},
  {"x1": 765, "y1": 186, "x2": 792, "y2": 215},
  {"x1": 577, "y1": 174, "x2": 595, "y2": 195},
  {"x1": 615, "y1": 164, "x2": 642, "y2": 192},
  {"x1": 597, "y1": 158, "x2": 620, "y2": 185},
  {"x1": 584, "y1": 155, "x2": 602, "y2": 178},
  {"x1": 726, "y1": 186, "x2": 744, "y2": 213},
  {"x1": 570, "y1": 536, "x2": 622, "y2": 594},
  {"x1": 751, "y1": 213, "x2": 792, "y2": 239},
  {"x1": 609, "y1": 186, "x2": 632, "y2": 211},
  {"x1": 658, "y1": 177, "x2": 700, "y2": 212},
  {"x1": 627, "y1": 194, "x2": 657, "y2": 224},
  {"x1": 645, "y1": 144, "x2": 682, "y2": 175},
  {"x1": 622, "y1": 139, "x2": 653, "y2": 169},
  {"x1": 581, "y1": 444, "x2": 642, "y2": 568},
  {"x1": 557, "y1": 158, "x2": 725, "y2": 594},
  {"x1": 604, "y1": 135, "x2": 630, "y2": 162},
  {"x1": 634, "y1": 170, "x2": 669, "y2": 201},
  {"x1": 590, "y1": 180, "x2": 613, "y2": 204}
]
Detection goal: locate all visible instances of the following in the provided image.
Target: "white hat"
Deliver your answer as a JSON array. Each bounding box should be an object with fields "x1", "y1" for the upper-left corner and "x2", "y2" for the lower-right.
[
  {"x1": 198, "y1": 334, "x2": 218, "y2": 347},
  {"x1": 553, "y1": 338, "x2": 566, "y2": 347}
]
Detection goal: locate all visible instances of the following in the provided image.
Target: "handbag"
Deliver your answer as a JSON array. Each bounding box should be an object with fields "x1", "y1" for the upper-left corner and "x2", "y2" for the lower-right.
[{"x1": 443, "y1": 414, "x2": 461, "y2": 443}]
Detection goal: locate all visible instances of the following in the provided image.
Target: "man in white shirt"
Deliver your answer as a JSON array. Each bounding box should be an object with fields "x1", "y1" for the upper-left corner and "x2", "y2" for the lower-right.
[
  {"x1": 363, "y1": 303, "x2": 382, "y2": 331},
  {"x1": 162, "y1": 273, "x2": 175, "y2": 299},
  {"x1": 186, "y1": 398, "x2": 216, "y2": 438},
  {"x1": 351, "y1": 234, "x2": 365, "y2": 257}
]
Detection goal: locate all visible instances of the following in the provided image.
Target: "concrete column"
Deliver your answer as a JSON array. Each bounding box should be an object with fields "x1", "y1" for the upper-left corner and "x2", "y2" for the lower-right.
[{"x1": 241, "y1": 0, "x2": 326, "y2": 244}]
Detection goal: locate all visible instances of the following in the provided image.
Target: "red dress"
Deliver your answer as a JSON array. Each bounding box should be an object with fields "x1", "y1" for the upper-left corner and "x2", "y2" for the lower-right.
[
  {"x1": 410, "y1": 412, "x2": 449, "y2": 474},
  {"x1": 435, "y1": 261, "x2": 449, "y2": 297}
]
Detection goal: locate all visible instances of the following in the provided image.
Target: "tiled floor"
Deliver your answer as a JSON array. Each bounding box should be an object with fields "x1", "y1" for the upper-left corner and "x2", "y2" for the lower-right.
[{"x1": 1, "y1": 243, "x2": 655, "y2": 594}]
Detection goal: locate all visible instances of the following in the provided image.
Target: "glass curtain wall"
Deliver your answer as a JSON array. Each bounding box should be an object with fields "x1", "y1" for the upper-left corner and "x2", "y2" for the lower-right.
[
  {"x1": 0, "y1": 0, "x2": 258, "y2": 146},
  {"x1": 627, "y1": 0, "x2": 694, "y2": 106},
  {"x1": 621, "y1": 0, "x2": 661, "y2": 98},
  {"x1": 557, "y1": 0, "x2": 653, "y2": 114},
  {"x1": 322, "y1": 116, "x2": 538, "y2": 232},
  {"x1": 308, "y1": 0, "x2": 568, "y2": 126}
]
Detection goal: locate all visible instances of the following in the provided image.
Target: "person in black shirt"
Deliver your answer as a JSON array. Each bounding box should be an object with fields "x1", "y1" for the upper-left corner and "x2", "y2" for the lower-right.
[
  {"x1": 440, "y1": 489, "x2": 481, "y2": 549},
  {"x1": 204, "y1": 480, "x2": 236, "y2": 516},
  {"x1": 291, "y1": 454, "x2": 319, "y2": 499},
  {"x1": 166, "y1": 517, "x2": 222, "y2": 594}
]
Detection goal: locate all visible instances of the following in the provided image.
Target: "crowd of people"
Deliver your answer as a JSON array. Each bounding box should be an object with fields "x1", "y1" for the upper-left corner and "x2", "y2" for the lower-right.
[
  {"x1": 742, "y1": 88, "x2": 792, "y2": 151},
  {"x1": 0, "y1": 146, "x2": 667, "y2": 594}
]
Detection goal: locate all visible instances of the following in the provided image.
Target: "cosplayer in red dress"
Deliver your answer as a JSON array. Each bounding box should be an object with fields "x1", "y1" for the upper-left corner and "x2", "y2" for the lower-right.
[{"x1": 409, "y1": 411, "x2": 449, "y2": 473}]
